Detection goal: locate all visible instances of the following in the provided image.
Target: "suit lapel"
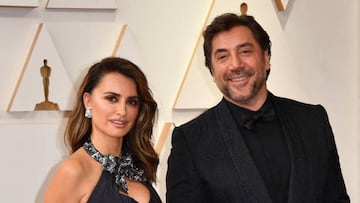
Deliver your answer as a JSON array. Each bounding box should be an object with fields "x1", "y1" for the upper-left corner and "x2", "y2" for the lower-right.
[
  {"x1": 272, "y1": 96, "x2": 308, "y2": 203},
  {"x1": 215, "y1": 99, "x2": 272, "y2": 202}
]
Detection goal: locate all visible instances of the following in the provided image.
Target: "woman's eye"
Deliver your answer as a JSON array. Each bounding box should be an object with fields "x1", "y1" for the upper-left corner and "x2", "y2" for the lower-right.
[
  {"x1": 128, "y1": 99, "x2": 139, "y2": 106},
  {"x1": 107, "y1": 96, "x2": 118, "y2": 103}
]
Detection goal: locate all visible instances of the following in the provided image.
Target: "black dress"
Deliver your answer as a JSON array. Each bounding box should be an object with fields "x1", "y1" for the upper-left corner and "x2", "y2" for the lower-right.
[
  {"x1": 87, "y1": 170, "x2": 162, "y2": 203},
  {"x1": 83, "y1": 139, "x2": 163, "y2": 203}
]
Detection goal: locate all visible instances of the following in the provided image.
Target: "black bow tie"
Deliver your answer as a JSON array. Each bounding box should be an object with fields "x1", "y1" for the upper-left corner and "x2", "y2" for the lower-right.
[{"x1": 242, "y1": 105, "x2": 275, "y2": 130}]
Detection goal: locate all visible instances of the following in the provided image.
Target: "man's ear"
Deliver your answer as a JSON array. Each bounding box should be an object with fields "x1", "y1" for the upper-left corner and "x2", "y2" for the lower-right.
[{"x1": 264, "y1": 50, "x2": 270, "y2": 71}]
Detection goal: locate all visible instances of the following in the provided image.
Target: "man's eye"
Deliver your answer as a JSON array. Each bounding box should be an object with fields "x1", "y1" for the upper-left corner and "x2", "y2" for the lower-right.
[
  {"x1": 216, "y1": 55, "x2": 227, "y2": 61},
  {"x1": 241, "y1": 49, "x2": 251, "y2": 54}
]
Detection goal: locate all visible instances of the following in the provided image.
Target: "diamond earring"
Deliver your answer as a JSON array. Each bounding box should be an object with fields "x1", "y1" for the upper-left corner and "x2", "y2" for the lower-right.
[{"x1": 85, "y1": 107, "x2": 92, "y2": 118}]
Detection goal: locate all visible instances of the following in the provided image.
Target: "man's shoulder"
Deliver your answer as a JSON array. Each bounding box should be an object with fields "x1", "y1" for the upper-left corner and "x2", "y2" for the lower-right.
[
  {"x1": 273, "y1": 95, "x2": 322, "y2": 109},
  {"x1": 176, "y1": 106, "x2": 218, "y2": 130},
  {"x1": 171, "y1": 105, "x2": 223, "y2": 145},
  {"x1": 271, "y1": 94, "x2": 326, "y2": 118}
]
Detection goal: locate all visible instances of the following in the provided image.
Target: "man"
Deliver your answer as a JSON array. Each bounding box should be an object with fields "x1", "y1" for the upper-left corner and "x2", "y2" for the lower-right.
[{"x1": 166, "y1": 13, "x2": 350, "y2": 203}]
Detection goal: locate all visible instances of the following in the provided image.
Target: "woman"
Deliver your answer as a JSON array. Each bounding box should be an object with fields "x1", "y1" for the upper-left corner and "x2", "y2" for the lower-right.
[{"x1": 44, "y1": 57, "x2": 162, "y2": 203}]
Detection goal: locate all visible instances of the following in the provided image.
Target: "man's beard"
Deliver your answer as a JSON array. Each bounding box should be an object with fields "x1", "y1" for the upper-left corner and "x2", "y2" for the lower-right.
[{"x1": 222, "y1": 71, "x2": 266, "y2": 105}]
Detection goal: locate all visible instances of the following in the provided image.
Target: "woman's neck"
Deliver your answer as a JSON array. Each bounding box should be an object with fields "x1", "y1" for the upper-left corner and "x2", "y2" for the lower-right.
[{"x1": 90, "y1": 135, "x2": 123, "y2": 157}]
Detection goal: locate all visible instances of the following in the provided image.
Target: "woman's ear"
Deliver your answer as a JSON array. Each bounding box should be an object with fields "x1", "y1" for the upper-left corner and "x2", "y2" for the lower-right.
[{"x1": 83, "y1": 92, "x2": 90, "y2": 108}]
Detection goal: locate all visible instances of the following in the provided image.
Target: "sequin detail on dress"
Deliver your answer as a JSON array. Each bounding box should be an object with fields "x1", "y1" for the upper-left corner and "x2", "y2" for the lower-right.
[{"x1": 83, "y1": 140, "x2": 146, "y2": 193}]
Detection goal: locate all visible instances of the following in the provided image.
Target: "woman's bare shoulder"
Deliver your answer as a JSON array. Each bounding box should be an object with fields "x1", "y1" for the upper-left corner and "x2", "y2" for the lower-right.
[
  {"x1": 43, "y1": 148, "x2": 94, "y2": 202},
  {"x1": 57, "y1": 154, "x2": 87, "y2": 180}
]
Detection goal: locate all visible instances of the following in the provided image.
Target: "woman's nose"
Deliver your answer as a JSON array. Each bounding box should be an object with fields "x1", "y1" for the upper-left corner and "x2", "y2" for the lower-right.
[{"x1": 116, "y1": 102, "x2": 127, "y2": 116}]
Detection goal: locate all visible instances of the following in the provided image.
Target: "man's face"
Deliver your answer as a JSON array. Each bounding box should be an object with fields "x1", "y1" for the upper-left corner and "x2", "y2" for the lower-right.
[{"x1": 210, "y1": 25, "x2": 270, "y2": 110}]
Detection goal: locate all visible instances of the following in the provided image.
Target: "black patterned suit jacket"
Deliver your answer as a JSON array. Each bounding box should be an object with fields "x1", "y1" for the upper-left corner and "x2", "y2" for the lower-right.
[{"x1": 166, "y1": 93, "x2": 350, "y2": 203}]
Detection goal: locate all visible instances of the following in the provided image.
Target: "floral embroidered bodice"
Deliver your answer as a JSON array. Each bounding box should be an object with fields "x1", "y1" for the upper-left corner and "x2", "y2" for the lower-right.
[{"x1": 83, "y1": 139, "x2": 146, "y2": 193}]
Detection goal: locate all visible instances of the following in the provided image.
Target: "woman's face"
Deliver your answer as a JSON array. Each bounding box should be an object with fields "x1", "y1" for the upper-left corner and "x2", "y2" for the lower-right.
[{"x1": 84, "y1": 72, "x2": 140, "y2": 140}]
